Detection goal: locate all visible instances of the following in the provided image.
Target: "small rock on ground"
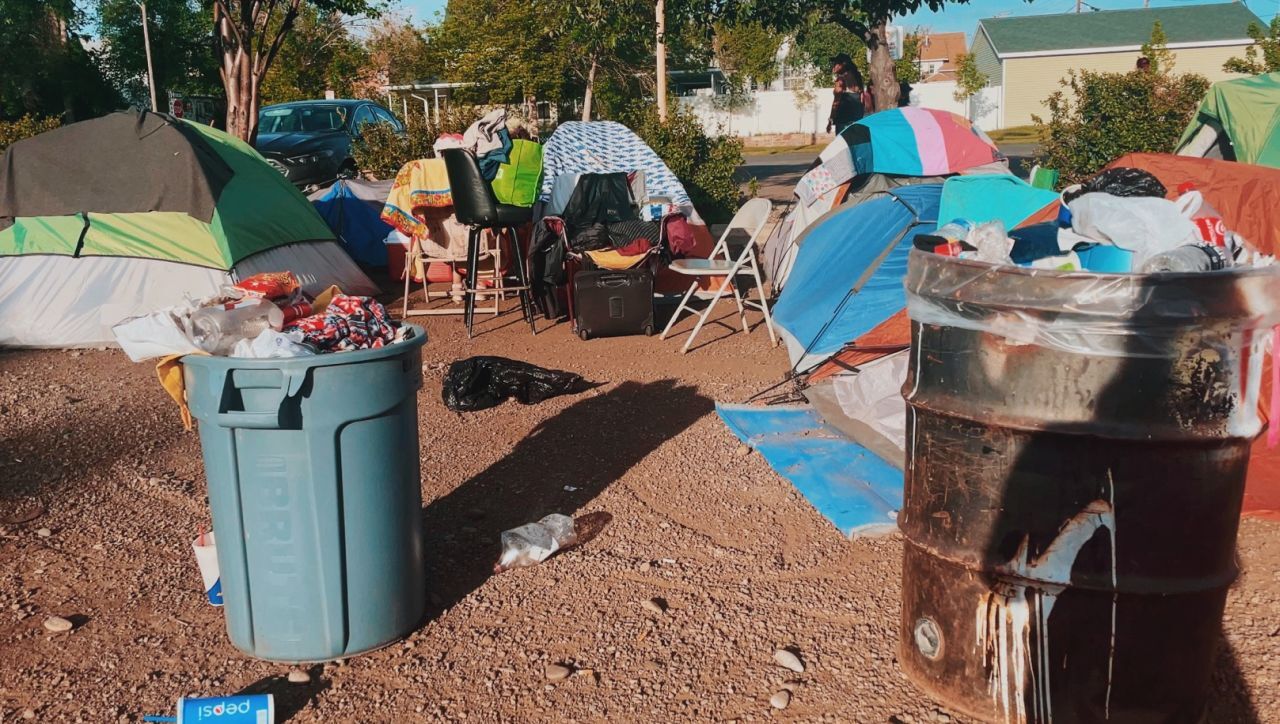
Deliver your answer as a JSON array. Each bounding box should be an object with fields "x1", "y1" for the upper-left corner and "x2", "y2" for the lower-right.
[
  {"x1": 770, "y1": 690, "x2": 791, "y2": 709},
  {"x1": 545, "y1": 664, "x2": 572, "y2": 682},
  {"x1": 43, "y1": 616, "x2": 73, "y2": 633},
  {"x1": 288, "y1": 669, "x2": 311, "y2": 684},
  {"x1": 642, "y1": 598, "x2": 666, "y2": 615},
  {"x1": 774, "y1": 649, "x2": 804, "y2": 673}
]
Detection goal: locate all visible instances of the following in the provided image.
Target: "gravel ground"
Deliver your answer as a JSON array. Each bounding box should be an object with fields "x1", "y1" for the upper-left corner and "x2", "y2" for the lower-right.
[{"x1": 1, "y1": 298, "x2": 1277, "y2": 722}]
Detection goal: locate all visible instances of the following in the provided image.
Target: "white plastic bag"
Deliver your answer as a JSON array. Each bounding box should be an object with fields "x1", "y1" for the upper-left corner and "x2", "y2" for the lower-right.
[
  {"x1": 230, "y1": 328, "x2": 315, "y2": 359},
  {"x1": 112, "y1": 306, "x2": 201, "y2": 362},
  {"x1": 1068, "y1": 192, "x2": 1198, "y2": 266}
]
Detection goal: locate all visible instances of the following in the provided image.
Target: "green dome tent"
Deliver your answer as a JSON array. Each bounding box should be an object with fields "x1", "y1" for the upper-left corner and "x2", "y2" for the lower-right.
[
  {"x1": 1177, "y1": 72, "x2": 1280, "y2": 168},
  {"x1": 0, "y1": 111, "x2": 376, "y2": 347}
]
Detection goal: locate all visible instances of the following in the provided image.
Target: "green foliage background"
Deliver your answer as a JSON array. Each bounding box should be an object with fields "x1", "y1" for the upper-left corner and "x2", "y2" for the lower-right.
[{"x1": 1034, "y1": 69, "x2": 1209, "y2": 185}]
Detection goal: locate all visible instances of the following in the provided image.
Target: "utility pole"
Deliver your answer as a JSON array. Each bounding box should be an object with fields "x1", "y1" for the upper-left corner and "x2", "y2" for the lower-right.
[
  {"x1": 138, "y1": 0, "x2": 158, "y2": 112},
  {"x1": 656, "y1": 0, "x2": 667, "y2": 122},
  {"x1": 1075, "y1": 0, "x2": 1081, "y2": 12}
]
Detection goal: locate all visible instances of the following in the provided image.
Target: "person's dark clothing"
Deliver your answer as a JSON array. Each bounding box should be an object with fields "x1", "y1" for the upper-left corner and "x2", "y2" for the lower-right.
[{"x1": 829, "y1": 91, "x2": 864, "y2": 132}]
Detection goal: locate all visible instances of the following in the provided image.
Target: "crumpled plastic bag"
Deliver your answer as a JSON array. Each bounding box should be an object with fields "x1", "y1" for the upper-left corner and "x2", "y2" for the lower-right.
[
  {"x1": 442, "y1": 356, "x2": 585, "y2": 412},
  {"x1": 1062, "y1": 167, "x2": 1167, "y2": 204},
  {"x1": 1067, "y1": 192, "x2": 1199, "y2": 267}
]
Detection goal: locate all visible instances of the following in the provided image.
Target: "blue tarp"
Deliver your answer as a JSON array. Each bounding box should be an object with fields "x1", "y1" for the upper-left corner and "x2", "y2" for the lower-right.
[
  {"x1": 936, "y1": 174, "x2": 1058, "y2": 229},
  {"x1": 717, "y1": 403, "x2": 902, "y2": 536},
  {"x1": 310, "y1": 179, "x2": 392, "y2": 267},
  {"x1": 772, "y1": 184, "x2": 941, "y2": 372}
]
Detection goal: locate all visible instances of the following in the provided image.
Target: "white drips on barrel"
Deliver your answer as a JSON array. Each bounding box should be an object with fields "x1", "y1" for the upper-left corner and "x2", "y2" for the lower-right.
[
  {"x1": 976, "y1": 499, "x2": 1116, "y2": 723},
  {"x1": 1104, "y1": 470, "x2": 1119, "y2": 719}
]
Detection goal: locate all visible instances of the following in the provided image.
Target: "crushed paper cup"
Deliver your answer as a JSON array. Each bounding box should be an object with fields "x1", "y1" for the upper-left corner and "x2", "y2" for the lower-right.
[{"x1": 192, "y1": 531, "x2": 222, "y2": 606}]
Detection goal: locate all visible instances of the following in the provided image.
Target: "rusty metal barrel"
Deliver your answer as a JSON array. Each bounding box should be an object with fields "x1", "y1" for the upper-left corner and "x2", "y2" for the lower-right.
[{"x1": 897, "y1": 251, "x2": 1280, "y2": 723}]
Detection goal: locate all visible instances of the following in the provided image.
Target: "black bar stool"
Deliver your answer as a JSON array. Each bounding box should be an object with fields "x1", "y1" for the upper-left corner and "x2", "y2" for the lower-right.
[{"x1": 440, "y1": 148, "x2": 537, "y2": 338}]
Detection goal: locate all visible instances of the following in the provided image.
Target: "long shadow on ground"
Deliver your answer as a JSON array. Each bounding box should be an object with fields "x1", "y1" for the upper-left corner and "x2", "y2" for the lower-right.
[{"x1": 419, "y1": 379, "x2": 712, "y2": 615}]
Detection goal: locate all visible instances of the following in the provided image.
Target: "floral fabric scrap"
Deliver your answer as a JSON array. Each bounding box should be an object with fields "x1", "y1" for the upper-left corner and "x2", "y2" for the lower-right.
[{"x1": 286, "y1": 295, "x2": 398, "y2": 352}]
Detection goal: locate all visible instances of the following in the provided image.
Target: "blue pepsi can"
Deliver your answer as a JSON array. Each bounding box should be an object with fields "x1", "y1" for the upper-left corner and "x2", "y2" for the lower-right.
[{"x1": 177, "y1": 694, "x2": 274, "y2": 724}]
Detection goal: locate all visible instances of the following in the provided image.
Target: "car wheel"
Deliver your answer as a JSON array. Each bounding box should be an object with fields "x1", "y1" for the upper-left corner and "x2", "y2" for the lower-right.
[{"x1": 336, "y1": 160, "x2": 357, "y2": 179}]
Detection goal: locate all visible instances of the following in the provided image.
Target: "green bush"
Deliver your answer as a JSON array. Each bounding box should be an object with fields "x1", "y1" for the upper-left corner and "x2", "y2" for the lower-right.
[
  {"x1": 352, "y1": 105, "x2": 480, "y2": 179},
  {"x1": 1034, "y1": 69, "x2": 1209, "y2": 186},
  {"x1": 624, "y1": 100, "x2": 744, "y2": 223},
  {"x1": 0, "y1": 115, "x2": 62, "y2": 153}
]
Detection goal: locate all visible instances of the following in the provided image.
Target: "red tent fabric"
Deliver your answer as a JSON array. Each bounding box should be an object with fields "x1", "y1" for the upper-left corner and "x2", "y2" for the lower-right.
[{"x1": 1107, "y1": 153, "x2": 1280, "y2": 255}]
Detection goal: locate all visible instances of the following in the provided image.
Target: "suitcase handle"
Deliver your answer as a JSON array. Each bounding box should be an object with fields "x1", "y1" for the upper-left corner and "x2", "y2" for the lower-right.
[{"x1": 597, "y1": 275, "x2": 632, "y2": 288}]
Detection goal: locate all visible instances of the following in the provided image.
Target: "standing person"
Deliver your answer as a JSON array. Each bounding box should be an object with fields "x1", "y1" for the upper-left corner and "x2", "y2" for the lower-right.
[
  {"x1": 829, "y1": 53, "x2": 866, "y2": 128},
  {"x1": 826, "y1": 78, "x2": 862, "y2": 134}
]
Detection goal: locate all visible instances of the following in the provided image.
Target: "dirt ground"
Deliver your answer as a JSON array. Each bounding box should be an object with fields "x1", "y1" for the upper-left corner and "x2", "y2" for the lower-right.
[{"x1": 1, "y1": 296, "x2": 1278, "y2": 722}]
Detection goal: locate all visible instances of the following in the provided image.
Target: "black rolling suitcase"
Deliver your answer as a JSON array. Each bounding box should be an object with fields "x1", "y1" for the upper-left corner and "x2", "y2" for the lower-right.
[{"x1": 571, "y1": 267, "x2": 655, "y2": 340}]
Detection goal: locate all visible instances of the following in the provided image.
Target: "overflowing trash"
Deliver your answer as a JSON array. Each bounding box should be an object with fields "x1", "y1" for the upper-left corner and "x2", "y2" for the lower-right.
[
  {"x1": 441, "y1": 356, "x2": 585, "y2": 412},
  {"x1": 495, "y1": 514, "x2": 578, "y2": 572},
  {"x1": 113, "y1": 271, "x2": 412, "y2": 362},
  {"x1": 916, "y1": 167, "x2": 1276, "y2": 273}
]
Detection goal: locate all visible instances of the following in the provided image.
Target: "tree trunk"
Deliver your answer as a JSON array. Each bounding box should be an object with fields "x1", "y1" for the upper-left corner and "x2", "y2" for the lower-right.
[
  {"x1": 582, "y1": 56, "x2": 597, "y2": 122},
  {"x1": 656, "y1": 0, "x2": 667, "y2": 122},
  {"x1": 224, "y1": 54, "x2": 254, "y2": 141},
  {"x1": 867, "y1": 21, "x2": 899, "y2": 115}
]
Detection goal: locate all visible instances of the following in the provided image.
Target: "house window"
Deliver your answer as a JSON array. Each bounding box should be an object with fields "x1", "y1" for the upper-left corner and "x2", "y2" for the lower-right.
[{"x1": 781, "y1": 63, "x2": 812, "y2": 91}]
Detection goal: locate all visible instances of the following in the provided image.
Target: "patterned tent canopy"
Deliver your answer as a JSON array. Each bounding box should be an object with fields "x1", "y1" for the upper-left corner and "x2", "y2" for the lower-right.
[{"x1": 538, "y1": 121, "x2": 692, "y2": 209}]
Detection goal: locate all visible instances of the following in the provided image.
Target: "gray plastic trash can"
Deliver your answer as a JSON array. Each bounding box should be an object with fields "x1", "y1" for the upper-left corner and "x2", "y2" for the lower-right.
[{"x1": 183, "y1": 326, "x2": 428, "y2": 662}]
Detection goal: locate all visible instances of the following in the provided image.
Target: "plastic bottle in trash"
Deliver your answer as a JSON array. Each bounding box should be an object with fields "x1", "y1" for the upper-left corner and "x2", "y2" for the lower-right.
[
  {"x1": 191, "y1": 298, "x2": 285, "y2": 355},
  {"x1": 1139, "y1": 243, "x2": 1231, "y2": 273},
  {"x1": 933, "y1": 219, "x2": 972, "y2": 243},
  {"x1": 494, "y1": 514, "x2": 578, "y2": 572}
]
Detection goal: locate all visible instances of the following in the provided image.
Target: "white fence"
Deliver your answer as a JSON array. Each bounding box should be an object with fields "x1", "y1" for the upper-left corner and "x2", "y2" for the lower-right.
[
  {"x1": 681, "y1": 81, "x2": 1006, "y2": 138},
  {"x1": 679, "y1": 90, "x2": 826, "y2": 138}
]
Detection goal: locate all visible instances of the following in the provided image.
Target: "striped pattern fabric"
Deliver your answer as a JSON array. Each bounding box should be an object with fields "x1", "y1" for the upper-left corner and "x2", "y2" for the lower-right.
[
  {"x1": 796, "y1": 108, "x2": 1000, "y2": 205},
  {"x1": 539, "y1": 121, "x2": 692, "y2": 208}
]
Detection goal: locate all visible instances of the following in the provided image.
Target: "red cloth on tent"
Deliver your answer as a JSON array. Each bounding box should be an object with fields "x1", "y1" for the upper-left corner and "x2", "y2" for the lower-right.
[{"x1": 808, "y1": 310, "x2": 911, "y2": 382}]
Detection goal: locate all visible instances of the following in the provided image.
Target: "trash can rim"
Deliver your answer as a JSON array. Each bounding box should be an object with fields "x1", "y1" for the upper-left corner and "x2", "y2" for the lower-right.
[
  {"x1": 906, "y1": 248, "x2": 1280, "y2": 281},
  {"x1": 180, "y1": 323, "x2": 427, "y2": 370}
]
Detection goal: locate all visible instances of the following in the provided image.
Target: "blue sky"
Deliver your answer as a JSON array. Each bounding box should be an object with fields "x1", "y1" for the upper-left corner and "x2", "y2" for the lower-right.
[{"x1": 400, "y1": 0, "x2": 1279, "y2": 33}]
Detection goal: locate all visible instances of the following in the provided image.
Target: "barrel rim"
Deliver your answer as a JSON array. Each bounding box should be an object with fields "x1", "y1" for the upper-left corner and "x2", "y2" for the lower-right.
[{"x1": 180, "y1": 322, "x2": 427, "y2": 371}]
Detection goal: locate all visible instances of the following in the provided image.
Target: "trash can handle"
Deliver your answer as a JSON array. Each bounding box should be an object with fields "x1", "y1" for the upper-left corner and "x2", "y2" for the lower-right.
[{"x1": 215, "y1": 368, "x2": 307, "y2": 429}]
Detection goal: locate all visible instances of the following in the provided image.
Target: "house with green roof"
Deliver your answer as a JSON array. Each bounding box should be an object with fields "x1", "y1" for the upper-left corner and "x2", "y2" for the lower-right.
[{"x1": 969, "y1": 2, "x2": 1263, "y2": 129}]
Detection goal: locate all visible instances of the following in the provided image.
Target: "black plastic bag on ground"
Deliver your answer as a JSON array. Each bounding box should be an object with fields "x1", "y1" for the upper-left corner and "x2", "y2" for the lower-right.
[
  {"x1": 1063, "y1": 167, "x2": 1167, "y2": 204},
  {"x1": 442, "y1": 356, "x2": 585, "y2": 412}
]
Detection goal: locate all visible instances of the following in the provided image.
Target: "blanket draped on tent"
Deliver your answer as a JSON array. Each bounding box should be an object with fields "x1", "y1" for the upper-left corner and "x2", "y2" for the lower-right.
[
  {"x1": 795, "y1": 108, "x2": 1000, "y2": 205},
  {"x1": 538, "y1": 121, "x2": 692, "y2": 210}
]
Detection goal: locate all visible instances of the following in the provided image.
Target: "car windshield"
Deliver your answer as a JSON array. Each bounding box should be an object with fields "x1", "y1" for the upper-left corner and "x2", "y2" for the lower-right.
[{"x1": 258, "y1": 105, "x2": 348, "y2": 133}]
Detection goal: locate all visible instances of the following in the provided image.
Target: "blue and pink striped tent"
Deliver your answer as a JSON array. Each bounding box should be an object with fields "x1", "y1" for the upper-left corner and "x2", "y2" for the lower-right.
[{"x1": 795, "y1": 108, "x2": 1002, "y2": 206}]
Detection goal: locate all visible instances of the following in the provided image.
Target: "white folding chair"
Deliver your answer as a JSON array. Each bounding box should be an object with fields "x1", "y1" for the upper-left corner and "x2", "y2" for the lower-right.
[{"x1": 660, "y1": 197, "x2": 777, "y2": 353}]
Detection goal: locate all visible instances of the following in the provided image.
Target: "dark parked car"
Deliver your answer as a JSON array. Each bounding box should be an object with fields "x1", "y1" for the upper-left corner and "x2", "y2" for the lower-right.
[{"x1": 254, "y1": 99, "x2": 403, "y2": 187}]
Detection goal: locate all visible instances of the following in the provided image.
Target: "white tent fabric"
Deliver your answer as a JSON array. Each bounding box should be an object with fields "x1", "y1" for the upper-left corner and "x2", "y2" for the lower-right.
[{"x1": 0, "y1": 241, "x2": 377, "y2": 348}]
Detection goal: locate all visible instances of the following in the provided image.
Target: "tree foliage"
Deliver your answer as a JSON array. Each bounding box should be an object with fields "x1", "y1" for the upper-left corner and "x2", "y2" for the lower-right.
[
  {"x1": 623, "y1": 99, "x2": 744, "y2": 222},
  {"x1": 0, "y1": 0, "x2": 120, "y2": 120},
  {"x1": 1140, "y1": 20, "x2": 1174, "y2": 74},
  {"x1": 952, "y1": 51, "x2": 985, "y2": 101},
  {"x1": 258, "y1": 4, "x2": 369, "y2": 104},
  {"x1": 0, "y1": 114, "x2": 63, "y2": 152},
  {"x1": 718, "y1": 0, "x2": 986, "y2": 111},
  {"x1": 1223, "y1": 18, "x2": 1280, "y2": 74},
  {"x1": 790, "y1": 14, "x2": 858, "y2": 86},
  {"x1": 1034, "y1": 68, "x2": 1209, "y2": 185},
  {"x1": 352, "y1": 104, "x2": 479, "y2": 177},
  {"x1": 96, "y1": 0, "x2": 220, "y2": 109},
  {"x1": 714, "y1": 20, "x2": 784, "y2": 92}
]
